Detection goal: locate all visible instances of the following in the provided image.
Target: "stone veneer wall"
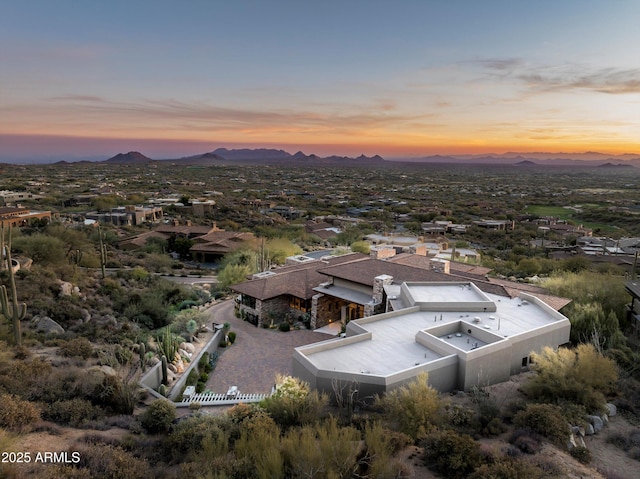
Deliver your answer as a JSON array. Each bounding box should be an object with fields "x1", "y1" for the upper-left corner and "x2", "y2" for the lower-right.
[
  {"x1": 314, "y1": 294, "x2": 344, "y2": 329},
  {"x1": 256, "y1": 296, "x2": 290, "y2": 327},
  {"x1": 311, "y1": 293, "x2": 323, "y2": 329}
]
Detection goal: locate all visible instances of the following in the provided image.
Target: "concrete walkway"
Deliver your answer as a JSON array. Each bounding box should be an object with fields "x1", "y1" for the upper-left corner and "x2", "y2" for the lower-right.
[{"x1": 203, "y1": 300, "x2": 336, "y2": 394}]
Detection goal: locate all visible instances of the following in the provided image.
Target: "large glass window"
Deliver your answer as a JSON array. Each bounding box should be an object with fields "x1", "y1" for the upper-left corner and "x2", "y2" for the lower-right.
[
  {"x1": 289, "y1": 296, "x2": 310, "y2": 312},
  {"x1": 241, "y1": 294, "x2": 256, "y2": 309}
]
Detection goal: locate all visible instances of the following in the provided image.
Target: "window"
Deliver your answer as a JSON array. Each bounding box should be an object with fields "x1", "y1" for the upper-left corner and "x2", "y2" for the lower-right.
[
  {"x1": 241, "y1": 295, "x2": 256, "y2": 309},
  {"x1": 289, "y1": 296, "x2": 310, "y2": 312}
]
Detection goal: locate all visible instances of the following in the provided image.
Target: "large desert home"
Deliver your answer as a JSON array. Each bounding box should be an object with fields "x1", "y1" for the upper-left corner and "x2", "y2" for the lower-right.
[
  {"x1": 230, "y1": 245, "x2": 572, "y2": 396},
  {"x1": 293, "y1": 279, "x2": 571, "y2": 397}
]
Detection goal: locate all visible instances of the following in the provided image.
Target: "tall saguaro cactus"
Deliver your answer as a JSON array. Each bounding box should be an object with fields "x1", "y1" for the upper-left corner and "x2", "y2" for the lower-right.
[
  {"x1": 0, "y1": 224, "x2": 26, "y2": 346},
  {"x1": 98, "y1": 224, "x2": 108, "y2": 279}
]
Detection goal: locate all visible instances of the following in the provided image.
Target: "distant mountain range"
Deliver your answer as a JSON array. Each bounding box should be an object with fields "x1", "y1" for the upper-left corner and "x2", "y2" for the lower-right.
[
  {"x1": 102, "y1": 148, "x2": 387, "y2": 166},
  {"x1": 32, "y1": 148, "x2": 640, "y2": 168},
  {"x1": 393, "y1": 152, "x2": 640, "y2": 167}
]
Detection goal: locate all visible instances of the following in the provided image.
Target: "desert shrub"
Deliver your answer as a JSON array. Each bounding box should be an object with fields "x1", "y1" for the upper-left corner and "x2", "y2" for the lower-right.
[
  {"x1": 374, "y1": 373, "x2": 442, "y2": 441},
  {"x1": 42, "y1": 398, "x2": 102, "y2": 427},
  {"x1": 363, "y1": 421, "x2": 410, "y2": 478},
  {"x1": 140, "y1": 399, "x2": 176, "y2": 434},
  {"x1": 470, "y1": 386, "x2": 507, "y2": 436},
  {"x1": 522, "y1": 344, "x2": 618, "y2": 413},
  {"x1": 606, "y1": 430, "x2": 640, "y2": 461},
  {"x1": 509, "y1": 428, "x2": 543, "y2": 454},
  {"x1": 570, "y1": 446, "x2": 592, "y2": 464},
  {"x1": 280, "y1": 417, "x2": 361, "y2": 479},
  {"x1": 260, "y1": 375, "x2": 328, "y2": 429},
  {"x1": 422, "y1": 429, "x2": 482, "y2": 479},
  {"x1": 469, "y1": 456, "x2": 547, "y2": 479},
  {"x1": 228, "y1": 331, "x2": 236, "y2": 343},
  {"x1": 195, "y1": 381, "x2": 206, "y2": 393},
  {"x1": 85, "y1": 415, "x2": 139, "y2": 432},
  {"x1": 90, "y1": 373, "x2": 139, "y2": 415},
  {"x1": 513, "y1": 403, "x2": 570, "y2": 447},
  {"x1": 444, "y1": 403, "x2": 475, "y2": 428},
  {"x1": 13, "y1": 345, "x2": 31, "y2": 360},
  {"x1": 45, "y1": 296, "x2": 88, "y2": 327},
  {"x1": 72, "y1": 444, "x2": 147, "y2": 479},
  {"x1": 232, "y1": 415, "x2": 283, "y2": 478},
  {"x1": 0, "y1": 393, "x2": 41, "y2": 430},
  {"x1": 163, "y1": 415, "x2": 230, "y2": 462},
  {"x1": 60, "y1": 337, "x2": 94, "y2": 359},
  {"x1": 598, "y1": 468, "x2": 628, "y2": 479}
]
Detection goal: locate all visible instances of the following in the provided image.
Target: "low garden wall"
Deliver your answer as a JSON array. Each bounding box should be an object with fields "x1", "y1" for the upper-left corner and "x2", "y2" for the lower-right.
[{"x1": 139, "y1": 327, "x2": 224, "y2": 402}]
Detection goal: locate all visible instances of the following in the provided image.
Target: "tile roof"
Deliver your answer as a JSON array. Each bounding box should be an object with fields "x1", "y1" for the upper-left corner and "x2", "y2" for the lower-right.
[
  {"x1": 231, "y1": 253, "x2": 366, "y2": 300},
  {"x1": 190, "y1": 232, "x2": 257, "y2": 254},
  {"x1": 317, "y1": 258, "x2": 457, "y2": 286},
  {"x1": 154, "y1": 224, "x2": 214, "y2": 235}
]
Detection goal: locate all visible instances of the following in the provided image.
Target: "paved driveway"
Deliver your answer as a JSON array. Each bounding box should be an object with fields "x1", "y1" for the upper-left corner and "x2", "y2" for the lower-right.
[{"x1": 203, "y1": 300, "x2": 335, "y2": 394}]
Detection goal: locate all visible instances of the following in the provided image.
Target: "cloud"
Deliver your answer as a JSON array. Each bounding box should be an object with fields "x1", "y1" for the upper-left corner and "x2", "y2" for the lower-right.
[
  {"x1": 469, "y1": 57, "x2": 640, "y2": 95},
  {"x1": 471, "y1": 58, "x2": 524, "y2": 72},
  {"x1": 519, "y1": 67, "x2": 640, "y2": 94},
  {"x1": 37, "y1": 95, "x2": 429, "y2": 133}
]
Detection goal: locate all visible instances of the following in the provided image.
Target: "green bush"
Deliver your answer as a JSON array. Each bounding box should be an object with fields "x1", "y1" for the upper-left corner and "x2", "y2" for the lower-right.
[
  {"x1": 374, "y1": 373, "x2": 442, "y2": 441},
  {"x1": 260, "y1": 375, "x2": 328, "y2": 429},
  {"x1": 513, "y1": 403, "x2": 570, "y2": 447},
  {"x1": 422, "y1": 429, "x2": 482, "y2": 479},
  {"x1": 363, "y1": 422, "x2": 411, "y2": 478},
  {"x1": 198, "y1": 352, "x2": 209, "y2": 369},
  {"x1": 228, "y1": 331, "x2": 236, "y2": 343},
  {"x1": 523, "y1": 344, "x2": 618, "y2": 413},
  {"x1": 162, "y1": 415, "x2": 229, "y2": 462},
  {"x1": 140, "y1": 399, "x2": 176, "y2": 434},
  {"x1": 278, "y1": 322, "x2": 290, "y2": 332},
  {"x1": 186, "y1": 369, "x2": 199, "y2": 386},
  {"x1": 42, "y1": 398, "x2": 102, "y2": 427},
  {"x1": 280, "y1": 418, "x2": 360, "y2": 478}
]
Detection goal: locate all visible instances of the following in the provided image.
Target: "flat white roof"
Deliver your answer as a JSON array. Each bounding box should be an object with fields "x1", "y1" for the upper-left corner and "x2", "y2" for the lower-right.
[
  {"x1": 408, "y1": 283, "x2": 486, "y2": 303},
  {"x1": 308, "y1": 310, "x2": 445, "y2": 375},
  {"x1": 300, "y1": 284, "x2": 567, "y2": 377}
]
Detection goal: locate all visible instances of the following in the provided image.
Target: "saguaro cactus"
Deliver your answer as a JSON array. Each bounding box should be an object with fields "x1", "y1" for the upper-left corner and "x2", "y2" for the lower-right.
[
  {"x1": 0, "y1": 224, "x2": 26, "y2": 346},
  {"x1": 98, "y1": 224, "x2": 108, "y2": 279},
  {"x1": 139, "y1": 342, "x2": 146, "y2": 371},
  {"x1": 161, "y1": 355, "x2": 168, "y2": 385}
]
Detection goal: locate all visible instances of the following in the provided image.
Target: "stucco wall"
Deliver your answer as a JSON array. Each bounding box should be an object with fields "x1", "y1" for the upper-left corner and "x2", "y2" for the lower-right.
[{"x1": 139, "y1": 328, "x2": 224, "y2": 401}]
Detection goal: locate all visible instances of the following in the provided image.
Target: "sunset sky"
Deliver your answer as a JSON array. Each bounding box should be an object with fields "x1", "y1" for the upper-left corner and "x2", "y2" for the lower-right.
[{"x1": 1, "y1": 1, "x2": 639, "y2": 162}]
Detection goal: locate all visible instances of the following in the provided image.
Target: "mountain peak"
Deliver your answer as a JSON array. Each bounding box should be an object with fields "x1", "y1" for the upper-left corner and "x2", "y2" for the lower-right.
[{"x1": 104, "y1": 151, "x2": 152, "y2": 164}]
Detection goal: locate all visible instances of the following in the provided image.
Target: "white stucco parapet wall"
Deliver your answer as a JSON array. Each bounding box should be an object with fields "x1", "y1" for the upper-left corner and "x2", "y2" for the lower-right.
[{"x1": 292, "y1": 281, "x2": 571, "y2": 396}]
